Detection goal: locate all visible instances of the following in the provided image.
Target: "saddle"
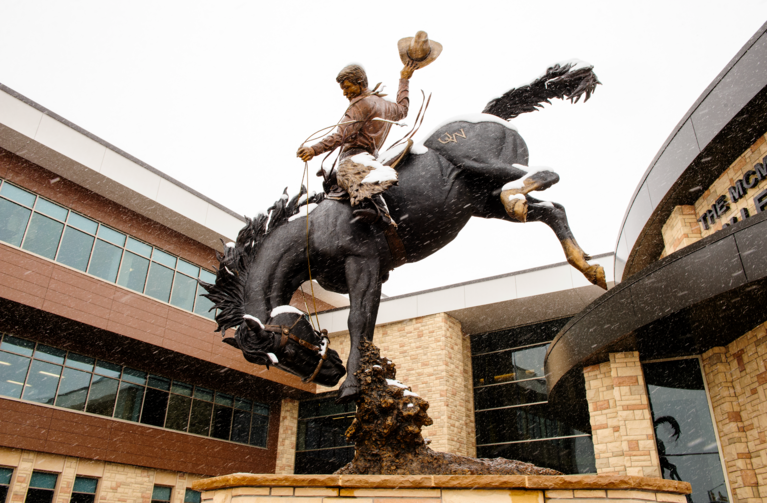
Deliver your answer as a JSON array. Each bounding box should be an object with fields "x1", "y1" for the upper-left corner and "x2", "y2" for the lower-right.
[{"x1": 323, "y1": 140, "x2": 413, "y2": 269}]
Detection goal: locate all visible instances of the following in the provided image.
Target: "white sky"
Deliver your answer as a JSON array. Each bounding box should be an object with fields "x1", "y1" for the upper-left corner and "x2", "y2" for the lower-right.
[{"x1": 1, "y1": 1, "x2": 766, "y2": 296}]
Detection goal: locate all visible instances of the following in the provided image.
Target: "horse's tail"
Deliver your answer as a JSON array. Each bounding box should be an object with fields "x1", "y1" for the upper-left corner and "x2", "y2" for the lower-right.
[
  {"x1": 198, "y1": 185, "x2": 325, "y2": 335},
  {"x1": 483, "y1": 60, "x2": 601, "y2": 120}
]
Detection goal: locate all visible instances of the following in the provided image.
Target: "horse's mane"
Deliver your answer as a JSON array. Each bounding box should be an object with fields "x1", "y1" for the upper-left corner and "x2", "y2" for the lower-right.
[{"x1": 199, "y1": 185, "x2": 325, "y2": 336}]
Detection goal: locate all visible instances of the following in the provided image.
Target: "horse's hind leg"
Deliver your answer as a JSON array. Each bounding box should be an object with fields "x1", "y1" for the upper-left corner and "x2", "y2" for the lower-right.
[
  {"x1": 525, "y1": 196, "x2": 607, "y2": 289},
  {"x1": 500, "y1": 169, "x2": 560, "y2": 223},
  {"x1": 337, "y1": 255, "x2": 383, "y2": 404}
]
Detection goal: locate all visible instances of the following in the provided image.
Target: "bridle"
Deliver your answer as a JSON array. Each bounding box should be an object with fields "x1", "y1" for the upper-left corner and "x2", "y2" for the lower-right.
[{"x1": 262, "y1": 316, "x2": 330, "y2": 383}]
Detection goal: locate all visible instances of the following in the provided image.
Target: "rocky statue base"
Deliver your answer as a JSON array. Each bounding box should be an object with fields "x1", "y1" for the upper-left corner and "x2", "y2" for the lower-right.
[{"x1": 336, "y1": 340, "x2": 560, "y2": 476}]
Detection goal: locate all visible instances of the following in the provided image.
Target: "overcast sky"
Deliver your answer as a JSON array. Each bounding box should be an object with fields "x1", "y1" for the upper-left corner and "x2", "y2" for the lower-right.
[{"x1": 2, "y1": 1, "x2": 766, "y2": 296}]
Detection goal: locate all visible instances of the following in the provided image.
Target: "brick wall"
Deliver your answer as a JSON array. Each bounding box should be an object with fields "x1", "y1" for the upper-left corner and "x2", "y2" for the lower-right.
[
  {"x1": 660, "y1": 132, "x2": 767, "y2": 257},
  {"x1": 702, "y1": 320, "x2": 767, "y2": 503},
  {"x1": 321, "y1": 313, "x2": 475, "y2": 458},
  {"x1": 0, "y1": 398, "x2": 279, "y2": 476},
  {"x1": 0, "y1": 447, "x2": 206, "y2": 503},
  {"x1": 583, "y1": 352, "x2": 660, "y2": 477},
  {"x1": 274, "y1": 399, "x2": 299, "y2": 475}
]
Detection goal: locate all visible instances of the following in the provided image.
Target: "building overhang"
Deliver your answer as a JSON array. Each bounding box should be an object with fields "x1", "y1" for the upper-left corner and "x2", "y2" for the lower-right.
[
  {"x1": 0, "y1": 83, "x2": 245, "y2": 249},
  {"x1": 546, "y1": 210, "x2": 767, "y2": 407}
]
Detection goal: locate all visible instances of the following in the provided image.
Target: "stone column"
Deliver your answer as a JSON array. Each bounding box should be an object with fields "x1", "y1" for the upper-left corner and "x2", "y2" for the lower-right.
[
  {"x1": 583, "y1": 352, "x2": 660, "y2": 477},
  {"x1": 274, "y1": 398, "x2": 299, "y2": 475},
  {"x1": 54, "y1": 457, "x2": 79, "y2": 503},
  {"x1": 8, "y1": 450, "x2": 36, "y2": 503},
  {"x1": 702, "y1": 346, "x2": 758, "y2": 503},
  {"x1": 660, "y1": 205, "x2": 702, "y2": 257},
  {"x1": 376, "y1": 313, "x2": 475, "y2": 456}
]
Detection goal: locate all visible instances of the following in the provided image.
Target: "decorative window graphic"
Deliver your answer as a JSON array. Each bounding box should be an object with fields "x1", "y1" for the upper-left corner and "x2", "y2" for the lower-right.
[
  {"x1": 0, "y1": 179, "x2": 216, "y2": 319},
  {"x1": 0, "y1": 334, "x2": 269, "y2": 447},
  {"x1": 471, "y1": 318, "x2": 596, "y2": 474}
]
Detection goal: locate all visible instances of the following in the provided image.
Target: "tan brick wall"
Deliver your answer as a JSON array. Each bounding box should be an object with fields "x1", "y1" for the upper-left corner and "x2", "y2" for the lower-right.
[
  {"x1": 583, "y1": 352, "x2": 660, "y2": 477},
  {"x1": 0, "y1": 447, "x2": 206, "y2": 503},
  {"x1": 660, "y1": 132, "x2": 767, "y2": 257},
  {"x1": 274, "y1": 399, "x2": 299, "y2": 475},
  {"x1": 325, "y1": 313, "x2": 475, "y2": 457},
  {"x1": 702, "y1": 320, "x2": 767, "y2": 503},
  {"x1": 660, "y1": 205, "x2": 702, "y2": 257}
]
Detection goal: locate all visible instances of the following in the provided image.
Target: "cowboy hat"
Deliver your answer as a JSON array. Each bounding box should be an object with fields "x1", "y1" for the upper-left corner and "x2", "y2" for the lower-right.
[{"x1": 398, "y1": 31, "x2": 442, "y2": 69}]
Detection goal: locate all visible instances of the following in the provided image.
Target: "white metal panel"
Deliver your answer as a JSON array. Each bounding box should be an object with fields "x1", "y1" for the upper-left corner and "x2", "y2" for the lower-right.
[
  {"x1": 0, "y1": 90, "x2": 43, "y2": 139},
  {"x1": 34, "y1": 115, "x2": 106, "y2": 171}
]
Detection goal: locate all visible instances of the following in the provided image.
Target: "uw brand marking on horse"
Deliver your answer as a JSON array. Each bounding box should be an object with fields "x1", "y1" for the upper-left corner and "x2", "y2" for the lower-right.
[{"x1": 438, "y1": 129, "x2": 467, "y2": 144}]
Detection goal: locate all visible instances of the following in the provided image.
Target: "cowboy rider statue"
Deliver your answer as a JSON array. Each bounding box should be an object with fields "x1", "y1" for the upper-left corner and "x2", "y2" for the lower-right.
[{"x1": 296, "y1": 31, "x2": 441, "y2": 230}]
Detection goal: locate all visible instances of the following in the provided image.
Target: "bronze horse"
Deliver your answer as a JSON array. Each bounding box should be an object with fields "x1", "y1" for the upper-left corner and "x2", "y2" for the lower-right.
[{"x1": 202, "y1": 62, "x2": 606, "y2": 402}]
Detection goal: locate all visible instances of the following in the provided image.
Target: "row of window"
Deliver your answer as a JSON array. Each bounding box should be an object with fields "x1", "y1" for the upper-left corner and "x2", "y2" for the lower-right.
[
  {"x1": 0, "y1": 333, "x2": 269, "y2": 447},
  {"x1": 471, "y1": 318, "x2": 596, "y2": 474},
  {"x1": 0, "y1": 179, "x2": 216, "y2": 319},
  {"x1": 0, "y1": 468, "x2": 199, "y2": 503}
]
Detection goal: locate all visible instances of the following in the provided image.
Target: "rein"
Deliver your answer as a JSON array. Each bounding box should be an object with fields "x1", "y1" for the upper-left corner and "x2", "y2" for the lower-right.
[{"x1": 261, "y1": 316, "x2": 330, "y2": 384}]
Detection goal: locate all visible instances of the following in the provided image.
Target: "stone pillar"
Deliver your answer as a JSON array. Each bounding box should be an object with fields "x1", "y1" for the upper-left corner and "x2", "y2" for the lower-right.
[
  {"x1": 274, "y1": 398, "x2": 299, "y2": 475},
  {"x1": 8, "y1": 450, "x2": 36, "y2": 503},
  {"x1": 660, "y1": 205, "x2": 702, "y2": 258},
  {"x1": 376, "y1": 313, "x2": 475, "y2": 456},
  {"x1": 98, "y1": 462, "x2": 154, "y2": 503},
  {"x1": 702, "y1": 346, "x2": 758, "y2": 503},
  {"x1": 583, "y1": 352, "x2": 660, "y2": 477},
  {"x1": 54, "y1": 457, "x2": 79, "y2": 503}
]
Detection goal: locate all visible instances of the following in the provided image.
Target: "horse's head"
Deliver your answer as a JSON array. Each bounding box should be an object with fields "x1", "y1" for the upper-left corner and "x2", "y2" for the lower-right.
[{"x1": 229, "y1": 309, "x2": 346, "y2": 387}]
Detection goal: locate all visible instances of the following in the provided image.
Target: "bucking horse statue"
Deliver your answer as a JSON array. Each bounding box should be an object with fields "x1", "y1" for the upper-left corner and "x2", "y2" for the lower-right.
[{"x1": 201, "y1": 61, "x2": 606, "y2": 403}]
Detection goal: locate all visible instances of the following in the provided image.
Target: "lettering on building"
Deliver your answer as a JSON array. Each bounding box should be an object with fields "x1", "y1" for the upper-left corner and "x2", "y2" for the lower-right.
[{"x1": 697, "y1": 157, "x2": 767, "y2": 230}]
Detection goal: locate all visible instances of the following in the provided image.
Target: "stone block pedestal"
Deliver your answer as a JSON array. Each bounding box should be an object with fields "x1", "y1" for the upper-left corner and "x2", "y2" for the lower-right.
[{"x1": 193, "y1": 474, "x2": 690, "y2": 503}]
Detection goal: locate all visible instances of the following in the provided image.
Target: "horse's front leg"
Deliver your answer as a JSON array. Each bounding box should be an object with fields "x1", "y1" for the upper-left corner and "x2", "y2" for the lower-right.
[{"x1": 337, "y1": 255, "x2": 383, "y2": 404}]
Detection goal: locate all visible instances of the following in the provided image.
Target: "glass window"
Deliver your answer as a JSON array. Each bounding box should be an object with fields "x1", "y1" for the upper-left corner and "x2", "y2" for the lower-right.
[
  {"x1": 22, "y1": 213, "x2": 64, "y2": 259},
  {"x1": 0, "y1": 467, "x2": 13, "y2": 503},
  {"x1": 122, "y1": 368, "x2": 146, "y2": 385},
  {"x1": 65, "y1": 353, "x2": 94, "y2": 372},
  {"x1": 34, "y1": 345, "x2": 66, "y2": 365},
  {"x1": 148, "y1": 375, "x2": 170, "y2": 391},
  {"x1": 472, "y1": 343, "x2": 548, "y2": 387},
  {"x1": 152, "y1": 249, "x2": 176, "y2": 268},
  {"x1": 141, "y1": 388, "x2": 169, "y2": 427},
  {"x1": 56, "y1": 227, "x2": 94, "y2": 272},
  {"x1": 477, "y1": 436, "x2": 596, "y2": 475},
  {"x1": 55, "y1": 367, "x2": 92, "y2": 411},
  {"x1": 97, "y1": 226, "x2": 126, "y2": 247},
  {"x1": 294, "y1": 447, "x2": 354, "y2": 476},
  {"x1": 67, "y1": 213, "x2": 98, "y2": 234},
  {"x1": 0, "y1": 198, "x2": 32, "y2": 246},
  {"x1": 177, "y1": 260, "x2": 199, "y2": 278},
  {"x1": 474, "y1": 378, "x2": 548, "y2": 411},
  {"x1": 165, "y1": 394, "x2": 192, "y2": 432},
  {"x1": 88, "y1": 240, "x2": 123, "y2": 282},
  {"x1": 171, "y1": 381, "x2": 193, "y2": 397},
  {"x1": 26, "y1": 472, "x2": 57, "y2": 503},
  {"x1": 23, "y1": 360, "x2": 62, "y2": 405},
  {"x1": 645, "y1": 359, "x2": 729, "y2": 503},
  {"x1": 94, "y1": 361, "x2": 121, "y2": 379},
  {"x1": 193, "y1": 387, "x2": 213, "y2": 402},
  {"x1": 145, "y1": 263, "x2": 174, "y2": 302},
  {"x1": 234, "y1": 397, "x2": 252, "y2": 411},
  {"x1": 151, "y1": 487, "x2": 172, "y2": 503},
  {"x1": 184, "y1": 490, "x2": 201, "y2": 503},
  {"x1": 231, "y1": 409, "x2": 251, "y2": 444},
  {"x1": 253, "y1": 402, "x2": 269, "y2": 417},
  {"x1": 114, "y1": 382, "x2": 144, "y2": 422},
  {"x1": 86, "y1": 375, "x2": 119, "y2": 417},
  {"x1": 125, "y1": 237, "x2": 151, "y2": 257},
  {"x1": 35, "y1": 199, "x2": 68, "y2": 221},
  {"x1": 117, "y1": 252, "x2": 149, "y2": 293},
  {"x1": 1, "y1": 335, "x2": 35, "y2": 356},
  {"x1": 189, "y1": 400, "x2": 213, "y2": 436},
  {"x1": 170, "y1": 274, "x2": 197, "y2": 311},
  {"x1": 212, "y1": 404, "x2": 233, "y2": 440},
  {"x1": 214, "y1": 393, "x2": 233, "y2": 407},
  {"x1": 249, "y1": 413, "x2": 268, "y2": 448},
  {"x1": 1, "y1": 183, "x2": 36, "y2": 206},
  {"x1": 295, "y1": 395, "x2": 353, "y2": 473},
  {"x1": 0, "y1": 350, "x2": 31, "y2": 399},
  {"x1": 70, "y1": 477, "x2": 97, "y2": 503}
]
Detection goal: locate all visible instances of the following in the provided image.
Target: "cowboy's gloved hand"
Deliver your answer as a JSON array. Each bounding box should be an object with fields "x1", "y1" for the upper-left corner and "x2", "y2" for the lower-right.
[
  {"x1": 297, "y1": 146, "x2": 314, "y2": 162},
  {"x1": 401, "y1": 60, "x2": 417, "y2": 80}
]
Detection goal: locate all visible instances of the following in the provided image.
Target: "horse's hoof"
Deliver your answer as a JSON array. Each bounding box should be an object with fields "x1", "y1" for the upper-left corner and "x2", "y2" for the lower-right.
[
  {"x1": 335, "y1": 385, "x2": 360, "y2": 404},
  {"x1": 585, "y1": 264, "x2": 607, "y2": 290},
  {"x1": 501, "y1": 191, "x2": 528, "y2": 222}
]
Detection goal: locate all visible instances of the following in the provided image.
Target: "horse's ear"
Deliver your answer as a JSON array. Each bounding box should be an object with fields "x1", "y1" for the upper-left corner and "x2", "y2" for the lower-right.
[{"x1": 243, "y1": 315, "x2": 265, "y2": 333}]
